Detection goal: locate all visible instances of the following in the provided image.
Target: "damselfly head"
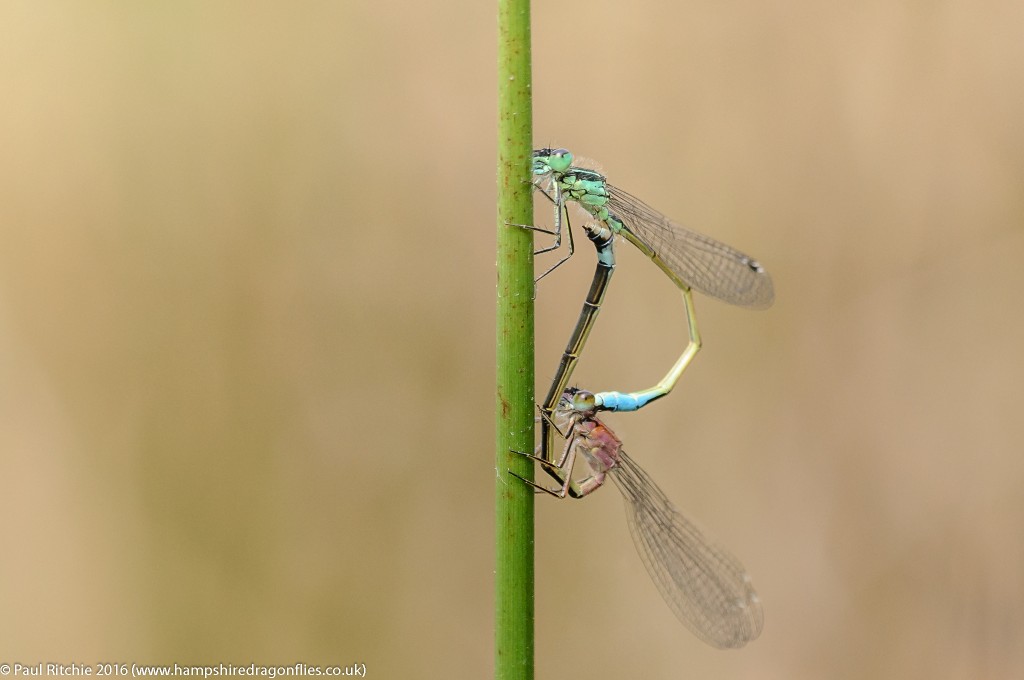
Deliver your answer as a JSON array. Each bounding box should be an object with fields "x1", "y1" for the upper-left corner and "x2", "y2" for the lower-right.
[
  {"x1": 532, "y1": 148, "x2": 574, "y2": 175},
  {"x1": 560, "y1": 387, "x2": 597, "y2": 416}
]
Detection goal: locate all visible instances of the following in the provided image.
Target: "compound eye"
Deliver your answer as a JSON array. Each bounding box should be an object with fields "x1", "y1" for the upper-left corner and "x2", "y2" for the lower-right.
[
  {"x1": 547, "y1": 148, "x2": 574, "y2": 172},
  {"x1": 571, "y1": 390, "x2": 596, "y2": 413}
]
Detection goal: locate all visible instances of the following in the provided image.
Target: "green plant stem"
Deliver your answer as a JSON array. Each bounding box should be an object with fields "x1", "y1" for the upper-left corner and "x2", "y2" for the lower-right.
[{"x1": 495, "y1": 0, "x2": 534, "y2": 676}]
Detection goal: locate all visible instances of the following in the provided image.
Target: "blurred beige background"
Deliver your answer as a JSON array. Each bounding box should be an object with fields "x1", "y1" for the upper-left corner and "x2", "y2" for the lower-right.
[{"x1": 1, "y1": 1, "x2": 1022, "y2": 677}]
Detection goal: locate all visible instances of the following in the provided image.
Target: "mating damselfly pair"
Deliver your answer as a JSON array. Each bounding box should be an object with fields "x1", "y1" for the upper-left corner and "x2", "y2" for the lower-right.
[{"x1": 511, "y1": 148, "x2": 771, "y2": 648}]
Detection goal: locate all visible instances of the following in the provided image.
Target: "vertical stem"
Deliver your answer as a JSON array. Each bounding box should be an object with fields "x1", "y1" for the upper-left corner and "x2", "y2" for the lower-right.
[{"x1": 495, "y1": 0, "x2": 533, "y2": 676}]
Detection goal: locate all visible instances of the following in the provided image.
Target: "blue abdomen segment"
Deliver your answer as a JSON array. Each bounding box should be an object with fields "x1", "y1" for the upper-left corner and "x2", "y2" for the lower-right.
[{"x1": 593, "y1": 391, "x2": 656, "y2": 413}]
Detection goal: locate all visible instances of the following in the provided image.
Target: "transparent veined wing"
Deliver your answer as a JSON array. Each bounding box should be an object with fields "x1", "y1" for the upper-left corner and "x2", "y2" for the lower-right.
[
  {"x1": 610, "y1": 450, "x2": 764, "y2": 648},
  {"x1": 607, "y1": 184, "x2": 774, "y2": 309}
]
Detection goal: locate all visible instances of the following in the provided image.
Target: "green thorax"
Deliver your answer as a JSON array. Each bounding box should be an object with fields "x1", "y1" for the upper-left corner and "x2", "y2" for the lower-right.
[{"x1": 554, "y1": 168, "x2": 624, "y2": 232}]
